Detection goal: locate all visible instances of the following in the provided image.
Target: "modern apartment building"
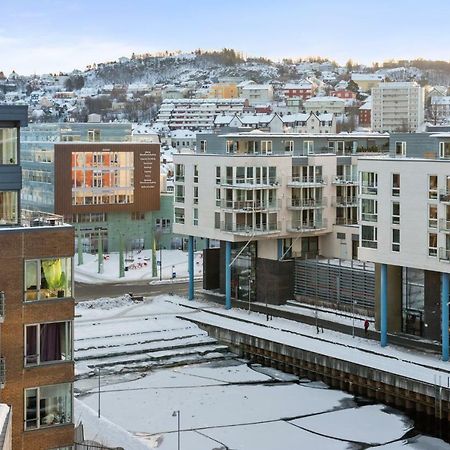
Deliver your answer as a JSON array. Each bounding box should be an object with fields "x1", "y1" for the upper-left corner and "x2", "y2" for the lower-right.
[
  {"x1": 358, "y1": 133, "x2": 450, "y2": 359},
  {"x1": 154, "y1": 98, "x2": 248, "y2": 131},
  {"x1": 174, "y1": 131, "x2": 389, "y2": 308},
  {"x1": 351, "y1": 73, "x2": 385, "y2": 92},
  {"x1": 371, "y1": 82, "x2": 425, "y2": 132},
  {"x1": 303, "y1": 96, "x2": 346, "y2": 115},
  {"x1": 0, "y1": 105, "x2": 75, "y2": 449},
  {"x1": 21, "y1": 124, "x2": 176, "y2": 252}
]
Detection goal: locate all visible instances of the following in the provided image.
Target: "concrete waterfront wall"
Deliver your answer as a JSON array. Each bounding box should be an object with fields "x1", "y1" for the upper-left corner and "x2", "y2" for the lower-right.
[{"x1": 191, "y1": 320, "x2": 450, "y2": 425}]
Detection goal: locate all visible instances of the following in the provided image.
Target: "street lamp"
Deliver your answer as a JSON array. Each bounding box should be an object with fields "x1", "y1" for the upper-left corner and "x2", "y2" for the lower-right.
[{"x1": 172, "y1": 410, "x2": 180, "y2": 450}]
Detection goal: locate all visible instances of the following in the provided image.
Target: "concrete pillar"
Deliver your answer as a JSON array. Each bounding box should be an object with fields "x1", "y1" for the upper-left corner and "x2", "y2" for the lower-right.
[
  {"x1": 381, "y1": 263, "x2": 388, "y2": 347},
  {"x1": 188, "y1": 236, "x2": 194, "y2": 301},
  {"x1": 205, "y1": 238, "x2": 210, "y2": 249},
  {"x1": 441, "y1": 272, "x2": 449, "y2": 362},
  {"x1": 225, "y1": 241, "x2": 231, "y2": 310},
  {"x1": 277, "y1": 239, "x2": 283, "y2": 260}
]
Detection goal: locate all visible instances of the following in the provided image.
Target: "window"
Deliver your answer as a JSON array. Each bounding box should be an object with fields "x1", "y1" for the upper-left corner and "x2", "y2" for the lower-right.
[
  {"x1": 0, "y1": 127, "x2": 18, "y2": 164},
  {"x1": 226, "y1": 140, "x2": 236, "y2": 153},
  {"x1": 193, "y1": 165, "x2": 198, "y2": 183},
  {"x1": 429, "y1": 205, "x2": 437, "y2": 228},
  {"x1": 303, "y1": 140, "x2": 314, "y2": 155},
  {"x1": 24, "y1": 258, "x2": 73, "y2": 301},
  {"x1": 174, "y1": 207, "x2": 184, "y2": 224},
  {"x1": 429, "y1": 175, "x2": 438, "y2": 200},
  {"x1": 284, "y1": 140, "x2": 294, "y2": 153},
  {"x1": 199, "y1": 140, "x2": 207, "y2": 152},
  {"x1": 175, "y1": 164, "x2": 185, "y2": 182},
  {"x1": 392, "y1": 202, "x2": 400, "y2": 224},
  {"x1": 392, "y1": 174, "x2": 400, "y2": 196},
  {"x1": 361, "y1": 225, "x2": 377, "y2": 248},
  {"x1": 439, "y1": 142, "x2": 450, "y2": 159},
  {"x1": 214, "y1": 212, "x2": 220, "y2": 229},
  {"x1": 216, "y1": 167, "x2": 221, "y2": 185},
  {"x1": 395, "y1": 141, "x2": 406, "y2": 156},
  {"x1": 87, "y1": 129, "x2": 100, "y2": 142},
  {"x1": 193, "y1": 208, "x2": 198, "y2": 226},
  {"x1": 361, "y1": 198, "x2": 378, "y2": 222},
  {"x1": 261, "y1": 140, "x2": 272, "y2": 154},
  {"x1": 193, "y1": 186, "x2": 199, "y2": 204},
  {"x1": 429, "y1": 233, "x2": 437, "y2": 257},
  {"x1": 360, "y1": 172, "x2": 377, "y2": 194},
  {"x1": 337, "y1": 232, "x2": 346, "y2": 240},
  {"x1": 216, "y1": 188, "x2": 221, "y2": 207},
  {"x1": 155, "y1": 218, "x2": 171, "y2": 233},
  {"x1": 25, "y1": 383, "x2": 72, "y2": 430},
  {"x1": 175, "y1": 185, "x2": 184, "y2": 203},
  {"x1": 392, "y1": 229, "x2": 400, "y2": 252},
  {"x1": 25, "y1": 322, "x2": 72, "y2": 366},
  {"x1": 0, "y1": 191, "x2": 18, "y2": 225},
  {"x1": 131, "y1": 212, "x2": 145, "y2": 220}
]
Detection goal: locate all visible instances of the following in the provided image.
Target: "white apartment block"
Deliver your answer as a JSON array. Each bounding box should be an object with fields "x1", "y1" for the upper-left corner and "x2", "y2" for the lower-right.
[
  {"x1": 431, "y1": 96, "x2": 450, "y2": 122},
  {"x1": 371, "y1": 82, "x2": 425, "y2": 132},
  {"x1": 303, "y1": 96, "x2": 346, "y2": 115},
  {"x1": 240, "y1": 84, "x2": 274, "y2": 106},
  {"x1": 155, "y1": 98, "x2": 247, "y2": 130}
]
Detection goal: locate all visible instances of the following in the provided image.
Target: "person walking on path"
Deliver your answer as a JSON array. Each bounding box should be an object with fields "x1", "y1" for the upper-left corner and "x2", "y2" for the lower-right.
[{"x1": 364, "y1": 319, "x2": 370, "y2": 336}]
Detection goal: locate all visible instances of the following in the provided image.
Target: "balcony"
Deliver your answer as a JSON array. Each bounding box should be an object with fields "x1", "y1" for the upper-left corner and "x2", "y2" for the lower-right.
[
  {"x1": 220, "y1": 200, "x2": 281, "y2": 211},
  {"x1": 20, "y1": 210, "x2": 64, "y2": 228},
  {"x1": 220, "y1": 221, "x2": 280, "y2": 235},
  {"x1": 439, "y1": 247, "x2": 450, "y2": 261},
  {"x1": 287, "y1": 176, "x2": 326, "y2": 187},
  {"x1": 0, "y1": 357, "x2": 4, "y2": 388},
  {"x1": 220, "y1": 178, "x2": 280, "y2": 189},
  {"x1": 333, "y1": 196, "x2": 358, "y2": 207},
  {"x1": 335, "y1": 217, "x2": 358, "y2": 225},
  {"x1": 332, "y1": 176, "x2": 358, "y2": 186},
  {"x1": 287, "y1": 218, "x2": 328, "y2": 232},
  {"x1": 288, "y1": 197, "x2": 327, "y2": 209},
  {"x1": 439, "y1": 219, "x2": 450, "y2": 232}
]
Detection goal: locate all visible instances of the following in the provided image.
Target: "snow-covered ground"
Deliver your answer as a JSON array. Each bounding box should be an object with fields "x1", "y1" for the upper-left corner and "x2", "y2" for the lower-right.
[
  {"x1": 74, "y1": 249, "x2": 203, "y2": 284},
  {"x1": 74, "y1": 296, "x2": 450, "y2": 450}
]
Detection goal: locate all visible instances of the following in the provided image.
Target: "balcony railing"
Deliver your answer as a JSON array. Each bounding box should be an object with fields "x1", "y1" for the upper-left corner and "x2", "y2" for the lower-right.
[
  {"x1": 287, "y1": 176, "x2": 326, "y2": 187},
  {"x1": 332, "y1": 176, "x2": 359, "y2": 185},
  {"x1": 333, "y1": 196, "x2": 357, "y2": 207},
  {"x1": 439, "y1": 190, "x2": 450, "y2": 203},
  {"x1": 220, "y1": 200, "x2": 281, "y2": 211},
  {"x1": 361, "y1": 212, "x2": 378, "y2": 222},
  {"x1": 288, "y1": 218, "x2": 328, "y2": 232},
  {"x1": 439, "y1": 247, "x2": 450, "y2": 261},
  {"x1": 21, "y1": 210, "x2": 64, "y2": 227},
  {"x1": 0, "y1": 357, "x2": 5, "y2": 388},
  {"x1": 220, "y1": 221, "x2": 280, "y2": 235},
  {"x1": 335, "y1": 217, "x2": 358, "y2": 225},
  {"x1": 221, "y1": 178, "x2": 280, "y2": 188},
  {"x1": 439, "y1": 218, "x2": 450, "y2": 232},
  {"x1": 360, "y1": 184, "x2": 378, "y2": 195},
  {"x1": 174, "y1": 196, "x2": 185, "y2": 203},
  {"x1": 288, "y1": 197, "x2": 327, "y2": 209},
  {"x1": 361, "y1": 240, "x2": 378, "y2": 249}
]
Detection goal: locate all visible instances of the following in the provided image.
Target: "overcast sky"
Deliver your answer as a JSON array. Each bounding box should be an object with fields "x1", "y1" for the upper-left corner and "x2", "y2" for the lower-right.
[{"x1": 1, "y1": 0, "x2": 448, "y2": 75}]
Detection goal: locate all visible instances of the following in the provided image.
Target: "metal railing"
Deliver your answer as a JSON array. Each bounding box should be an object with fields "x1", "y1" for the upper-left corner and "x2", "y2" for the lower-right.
[
  {"x1": 335, "y1": 217, "x2": 358, "y2": 225},
  {"x1": 360, "y1": 184, "x2": 378, "y2": 195},
  {"x1": 288, "y1": 218, "x2": 328, "y2": 232},
  {"x1": 332, "y1": 176, "x2": 359, "y2": 185},
  {"x1": 287, "y1": 176, "x2": 326, "y2": 186},
  {"x1": 289, "y1": 197, "x2": 327, "y2": 208},
  {"x1": 361, "y1": 240, "x2": 378, "y2": 249},
  {"x1": 333, "y1": 196, "x2": 357, "y2": 207},
  {"x1": 220, "y1": 200, "x2": 281, "y2": 211},
  {"x1": 361, "y1": 212, "x2": 378, "y2": 222},
  {"x1": 220, "y1": 221, "x2": 280, "y2": 235},
  {"x1": 21, "y1": 210, "x2": 64, "y2": 227},
  {"x1": 221, "y1": 178, "x2": 280, "y2": 187}
]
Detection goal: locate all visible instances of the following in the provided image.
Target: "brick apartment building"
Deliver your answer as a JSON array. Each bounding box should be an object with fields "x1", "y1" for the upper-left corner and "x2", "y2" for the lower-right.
[{"x1": 0, "y1": 105, "x2": 74, "y2": 449}]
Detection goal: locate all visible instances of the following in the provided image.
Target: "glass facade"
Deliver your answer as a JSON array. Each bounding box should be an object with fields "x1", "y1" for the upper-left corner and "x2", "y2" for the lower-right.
[
  {"x1": 402, "y1": 267, "x2": 424, "y2": 336},
  {"x1": 0, "y1": 191, "x2": 18, "y2": 225},
  {"x1": 0, "y1": 127, "x2": 18, "y2": 164},
  {"x1": 24, "y1": 257, "x2": 73, "y2": 301},
  {"x1": 231, "y1": 242, "x2": 256, "y2": 302},
  {"x1": 72, "y1": 151, "x2": 134, "y2": 206},
  {"x1": 25, "y1": 383, "x2": 72, "y2": 430}
]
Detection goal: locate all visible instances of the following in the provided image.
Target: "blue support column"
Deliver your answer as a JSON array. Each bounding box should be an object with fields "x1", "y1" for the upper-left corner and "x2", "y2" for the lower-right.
[
  {"x1": 188, "y1": 236, "x2": 194, "y2": 301},
  {"x1": 380, "y1": 263, "x2": 388, "y2": 347},
  {"x1": 277, "y1": 239, "x2": 283, "y2": 260},
  {"x1": 225, "y1": 241, "x2": 231, "y2": 310},
  {"x1": 441, "y1": 272, "x2": 449, "y2": 362}
]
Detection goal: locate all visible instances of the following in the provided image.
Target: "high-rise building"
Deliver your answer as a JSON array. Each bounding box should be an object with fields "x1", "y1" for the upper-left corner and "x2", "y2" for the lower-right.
[
  {"x1": 371, "y1": 82, "x2": 424, "y2": 132},
  {"x1": 0, "y1": 105, "x2": 75, "y2": 449}
]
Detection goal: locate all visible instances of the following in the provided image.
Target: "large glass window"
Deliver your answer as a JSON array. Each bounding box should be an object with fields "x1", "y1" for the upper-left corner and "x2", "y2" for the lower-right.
[
  {"x1": 25, "y1": 383, "x2": 72, "y2": 430},
  {"x1": 175, "y1": 164, "x2": 184, "y2": 182},
  {"x1": 361, "y1": 198, "x2": 378, "y2": 222},
  {"x1": 361, "y1": 225, "x2": 377, "y2": 248},
  {"x1": 72, "y1": 151, "x2": 134, "y2": 206},
  {"x1": 392, "y1": 174, "x2": 400, "y2": 197},
  {"x1": 0, "y1": 191, "x2": 18, "y2": 225},
  {"x1": 0, "y1": 128, "x2": 18, "y2": 164},
  {"x1": 360, "y1": 172, "x2": 377, "y2": 194},
  {"x1": 439, "y1": 142, "x2": 450, "y2": 159},
  {"x1": 429, "y1": 175, "x2": 438, "y2": 200},
  {"x1": 25, "y1": 322, "x2": 73, "y2": 366},
  {"x1": 24, "y1": 258, "x2": 73, "y2": 301}
]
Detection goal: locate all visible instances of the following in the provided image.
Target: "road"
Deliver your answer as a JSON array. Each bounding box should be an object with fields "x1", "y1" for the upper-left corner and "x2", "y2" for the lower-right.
[{"x1": 75, "y1": 280, "x2": 203, "y2": 301}]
